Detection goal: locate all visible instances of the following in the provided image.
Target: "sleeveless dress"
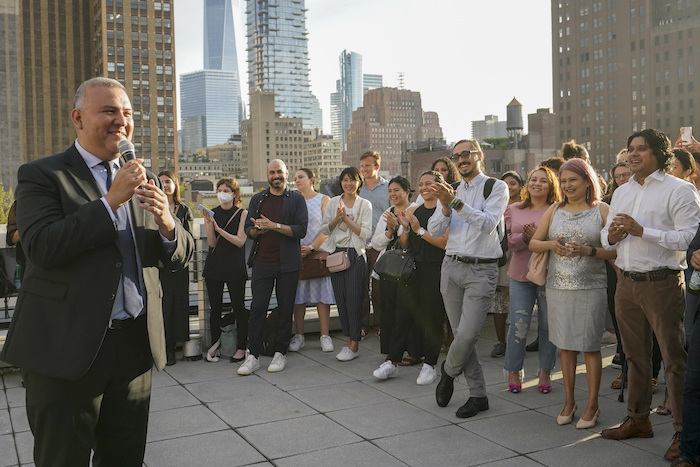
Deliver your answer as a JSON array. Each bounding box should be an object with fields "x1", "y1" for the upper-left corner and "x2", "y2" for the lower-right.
[
  {"x1": 295, "y1": 194, "x2": 336, "y2": 305},
  {"x1": 546, "y1": 205, "x2": 607, "y2": 352}
]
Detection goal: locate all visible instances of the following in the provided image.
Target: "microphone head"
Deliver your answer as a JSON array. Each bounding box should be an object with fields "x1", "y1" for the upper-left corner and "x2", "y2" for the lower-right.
[{"x1": 118, "y1": 139, "x2": 136, "y2": 160}]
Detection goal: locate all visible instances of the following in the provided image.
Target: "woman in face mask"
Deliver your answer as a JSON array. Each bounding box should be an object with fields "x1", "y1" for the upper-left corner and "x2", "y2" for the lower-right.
[{"x1": 202, "y1": 177, "x2": 249, "y2": 362}]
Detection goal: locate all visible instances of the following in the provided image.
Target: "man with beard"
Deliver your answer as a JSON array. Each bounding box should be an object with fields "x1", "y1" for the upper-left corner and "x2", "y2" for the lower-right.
[
  {"x1": 238, "y1": 159, "x2": 308, "y2": 375},
  {"x1": 428, "y1": 139, "x2": 509, "y2": 418}
]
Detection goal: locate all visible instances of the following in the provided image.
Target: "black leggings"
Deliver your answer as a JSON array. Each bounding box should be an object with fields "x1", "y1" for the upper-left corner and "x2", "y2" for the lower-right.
[{"x1": 205, "y1": 277, "x2": 248, "y2": 350}]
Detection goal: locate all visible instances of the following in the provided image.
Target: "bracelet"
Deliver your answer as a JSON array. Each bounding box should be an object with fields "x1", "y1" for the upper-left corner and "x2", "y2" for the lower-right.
[
  {"x1": 588, "y1": 246, "x2": 597, "y2": 257},
  {"x1": 452, "y1": 199, "x2": 465, "y2": 210},
  {"x1": 448, "y1": 197, "x2": 457, "y2": 209}
]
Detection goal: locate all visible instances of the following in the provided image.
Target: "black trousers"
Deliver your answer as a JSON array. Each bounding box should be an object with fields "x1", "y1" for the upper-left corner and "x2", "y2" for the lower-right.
[
  {"x1": 330, "y1": 248, "x2": 366, "y2": 343},
  {"x1": 248, "y1": 264, "x2": 299, "y2": 358},
  {"x1": 387, "y1": 262, "x2": 445, "y2": 366},
  {"x1": 23, "y1": 315, "x2": 152, "y2": 467},
  {"x1": 205, "y1": 277, "x2": 248, "y2": 350}
]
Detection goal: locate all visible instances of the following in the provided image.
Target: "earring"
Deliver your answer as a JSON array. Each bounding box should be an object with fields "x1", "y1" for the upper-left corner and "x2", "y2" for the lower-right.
[{"x1": 586, "y1": 186, "x2": 591, "y2": 204}]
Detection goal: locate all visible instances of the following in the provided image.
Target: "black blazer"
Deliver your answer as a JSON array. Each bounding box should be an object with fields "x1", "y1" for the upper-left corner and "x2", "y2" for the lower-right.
[
  {"x1": 244, "y1": 187, "x2": 308, "y2": 272},
  {"x1": 0, "y1": 145, "x2": 194, "y2": 380}
]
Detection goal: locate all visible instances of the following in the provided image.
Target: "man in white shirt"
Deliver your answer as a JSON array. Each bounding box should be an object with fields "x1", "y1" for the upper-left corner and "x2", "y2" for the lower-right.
[
  {"x1": 600, "y1": 128, "x2": 700, "y2": 461},
  {"x1": 428, "y1": 139, "x2": 509, "y2": 418}
]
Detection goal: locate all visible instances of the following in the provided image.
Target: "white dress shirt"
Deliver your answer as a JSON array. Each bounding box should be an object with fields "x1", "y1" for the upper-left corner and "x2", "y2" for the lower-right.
[
  {"x1": 601, "y1": 169, "x2": 700, "y2": 272},
  {"x1": 428, "y1": 172, "x2": 509, "y2": 259}
]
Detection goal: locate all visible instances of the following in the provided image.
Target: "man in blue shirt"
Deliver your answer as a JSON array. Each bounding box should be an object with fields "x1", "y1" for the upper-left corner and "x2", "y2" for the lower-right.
[{"x1": 428, "y1": 139, "x2": 509, "y2": 419}]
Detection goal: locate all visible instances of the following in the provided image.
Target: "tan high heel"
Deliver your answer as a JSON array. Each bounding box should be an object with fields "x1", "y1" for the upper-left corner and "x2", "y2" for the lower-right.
[
  {"x1": 576, "y1": 408, "x2": 601, "y2": 429},
  {"x1": 557, "y1": 404, "x2": 578, "y2": 425}
]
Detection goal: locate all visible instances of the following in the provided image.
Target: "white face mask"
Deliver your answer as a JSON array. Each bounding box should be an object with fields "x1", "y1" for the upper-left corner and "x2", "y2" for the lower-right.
[{"x1": 217, "y1": 192, "x2": 233, "y2": 204}]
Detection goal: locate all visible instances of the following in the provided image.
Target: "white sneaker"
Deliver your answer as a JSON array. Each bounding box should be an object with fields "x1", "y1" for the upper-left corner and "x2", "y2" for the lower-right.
[
  {"x1": 336, "y1": 346, "x2": 359, "y2": 361},
  {"x1": 373, "y1": 361, "x2": 398, "y2": 379},
  {"x1": 267, "y1": 352, "x2": 286, "y2": 372},
  {"x1": 320, "y1": 335, "x2": 334, "y2": 352},
  {"x1": 416, "y1": 363, "x2": 438, "y2": 385},
  {"x1": 288, "y1": 334, "x2": 305, "y2": 352},
  {"x1": 237, "y1": 354, "x2": 260, "y2": 376}
]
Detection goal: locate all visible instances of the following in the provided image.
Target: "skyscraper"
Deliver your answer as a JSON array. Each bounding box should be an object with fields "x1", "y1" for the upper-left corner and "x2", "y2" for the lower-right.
[
  {"x1": 245, "y1": 0, "x2": 321, "y2": 131},
  {"x1": 180, "y1": 0, "x2": 243, "y2": 153},
  {"x1": 0, "y1": 0, "x2": 178, "y2": 188},
  {"x1": 338, "y1": 50, "x2": 363, "y2": 150},
  {"x1": 552, "y1": 0, "x2": 700, "y2": 169},
  {"x1": 330, "y1": 50, "x2": 384, "y2": 150}
]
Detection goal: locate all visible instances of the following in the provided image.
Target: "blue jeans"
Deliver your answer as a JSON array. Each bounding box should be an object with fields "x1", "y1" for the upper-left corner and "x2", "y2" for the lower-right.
[
  {"x1": 504, "y1": 279, "x2": 557, "y2": 374},
  {"x1": 681, "y1": 314, "x2": 700, "y2": 464}
]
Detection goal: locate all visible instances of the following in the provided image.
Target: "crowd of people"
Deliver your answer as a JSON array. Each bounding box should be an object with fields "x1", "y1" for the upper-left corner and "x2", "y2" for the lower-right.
[
  {"x1": 5, "y1": 77, "x2": 700, "y2": 467},
  {"x1": 192, "y1": 131, "x2": 700, "y2": 465}
]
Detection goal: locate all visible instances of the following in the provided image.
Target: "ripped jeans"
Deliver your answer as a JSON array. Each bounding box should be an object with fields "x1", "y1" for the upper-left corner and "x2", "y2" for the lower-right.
[{"x1": 503, "y1": 278, "x2": 557, "y2": 374}]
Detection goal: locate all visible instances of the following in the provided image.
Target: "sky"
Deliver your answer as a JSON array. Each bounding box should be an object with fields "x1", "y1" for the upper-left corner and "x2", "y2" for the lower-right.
[{"x1": 173, "y1": 0, "x2": 554, "y2": 143}]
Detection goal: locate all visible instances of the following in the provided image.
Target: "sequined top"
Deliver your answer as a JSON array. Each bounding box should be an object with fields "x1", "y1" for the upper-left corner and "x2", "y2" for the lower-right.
[{"x1": 547, "y1": 205, "x2": 607, "y2": 290}]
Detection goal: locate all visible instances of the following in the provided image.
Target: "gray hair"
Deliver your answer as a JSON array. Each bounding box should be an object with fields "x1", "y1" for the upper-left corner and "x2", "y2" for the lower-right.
[{"x1": 73, "y1": 77, "x2": 126, "y2": 110}]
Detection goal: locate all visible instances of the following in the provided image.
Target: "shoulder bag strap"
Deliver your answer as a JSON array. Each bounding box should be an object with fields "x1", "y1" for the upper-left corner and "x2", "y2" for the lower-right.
[{"x1": 211, "y1": 207, "x2": 241, "y2": 252}]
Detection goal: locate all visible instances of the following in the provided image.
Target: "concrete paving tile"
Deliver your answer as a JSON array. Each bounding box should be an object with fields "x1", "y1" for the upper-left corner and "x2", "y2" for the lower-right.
[
  {"x1": 5, "y1": 387, "x2": 24, "y2": 408},
  {"x1": 186, "y1": 375, "x2": 284, "y2": 404},
  {"x1": 9, "y1": 407, "x2": 28, "y2": 433},
  {"x1": 363, "y1": 373, "x2": 439, "y2": 400},
  {"x1": 273, "y1": 351, "x2": 323, "y2": 370},
  {"x1": 405, "y1": 390, "x2": 528, "y2": 423},
  {"x1": 161, "y1": 359, "x2": 237, "y2": 385},
  {"x1": 256, "y1": 363, "x2": 354, "y2": 391},
  {"x1": 0, "y1": 434, "x2": 18, "y2": 467},
  {"x1": 151, "y1": 367, "x2": 178, "y2": 388},
  {"x1": 288, "y1": 381, "x2": 394, "y2": 413},
  {"x1": 0, "y1": 409, "x2": 10, "y2": 435},
  {"x1": 149, "y1": 384, "x2": 201, "y2": 413},
  {"x1": 238, "y1": 414, "x2": 361, "y2": 459},
  {"x1": 146, "y1": 405, "x2": 228, "y2": 442},
  {"x1": 460, "y1": 410, "x2": 591, "y2": 454},
  {"x1": 375, "y1": 425, "x2": 517, "y2": 467},
  {"x1": 208, "y1": 391, "x2": 316, "y2": 428},
  {"x1": 528, "y1": 434, "x2": 663, "y2": 466},
  {"x1": 486, "y1": 382, "x2": 564, "y2": 410},
  {"x1": 0, "y1": 388, "x2": 6, "y2": 410},
  {"x1": 144, "y1": 430, "x2": 265, "y2": 467},
  {"x1": 2, "y1": 371, "x2": 23, "y2": 389},
  {"x1": 14, "y1": 431, "x2": 33, "y2": 466},
  {"x1": 328, "y1": 352, "x2": 392, "y2": 381},
  {"x1": 357, "y1": 333, "x2": 382, "y2": 353},
  {"x1": 275, "y1": 441, "x2": 407, "y2": 467},
  {"x1": 327, "y1": 400, "x2": 448, "y2": 439},
  {"x1": 476, "y1": 456, "x2": 543, "y2": 466}
]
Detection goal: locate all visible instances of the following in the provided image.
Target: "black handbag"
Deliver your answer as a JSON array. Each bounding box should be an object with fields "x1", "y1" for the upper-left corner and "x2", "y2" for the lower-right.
[{"x1": 374, "y1": 237, "x2": 415, "y2": 282}]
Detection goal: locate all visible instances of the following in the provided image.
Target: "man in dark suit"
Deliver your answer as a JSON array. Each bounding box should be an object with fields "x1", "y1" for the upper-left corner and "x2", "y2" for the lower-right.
[{"x1": 0, "y1": 77, "x2": 193, "y2": 466}]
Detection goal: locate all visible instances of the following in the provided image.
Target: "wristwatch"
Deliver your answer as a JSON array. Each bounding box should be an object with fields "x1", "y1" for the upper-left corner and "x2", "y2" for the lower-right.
[
  {"x1": 417, "y1": 228, "x2": 426, "y2": 237},
  {"x1": 588, "y1": 246, "x2": 597, "y2": 257},
  {"x1": 276, "y1": 223, "x2": 281, "y2": 230}
]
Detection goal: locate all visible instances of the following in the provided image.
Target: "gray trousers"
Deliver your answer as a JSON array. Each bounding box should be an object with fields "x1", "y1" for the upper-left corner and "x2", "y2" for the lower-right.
[{"x1": 440, "y1": 257, "x2": 498, "y2": 398}]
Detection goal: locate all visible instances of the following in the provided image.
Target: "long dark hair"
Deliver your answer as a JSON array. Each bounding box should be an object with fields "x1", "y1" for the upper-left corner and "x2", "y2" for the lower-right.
[
  {"x1": 518, "y1": 166, "x2": 561, "y2": 209},
  {"x1": 389, "y1": 175, "x2": 412, "y2": 201},
  {"x1": 430, "y1": 157, "x2": 460, "y2": 184},
  {"x1": 158, "y1": 170, "x2": 182, "y2": 205}
]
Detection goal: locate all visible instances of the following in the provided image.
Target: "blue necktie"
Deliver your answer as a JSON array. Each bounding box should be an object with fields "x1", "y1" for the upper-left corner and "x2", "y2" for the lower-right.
[{"x1": 102, "y1": 161, "x2": 144, "y2": 318}]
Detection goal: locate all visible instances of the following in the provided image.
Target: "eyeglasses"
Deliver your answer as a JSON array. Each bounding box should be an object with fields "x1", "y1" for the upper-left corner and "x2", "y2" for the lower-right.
[
  {"x1": 614, "y1": 172, "x2": 632, "y2": 181},
  {"x1": 452, "y1": 150, "x2": 480, "y2": 161}
]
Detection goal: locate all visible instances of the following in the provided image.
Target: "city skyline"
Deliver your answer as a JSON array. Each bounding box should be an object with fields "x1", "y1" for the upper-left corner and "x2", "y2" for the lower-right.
[{"x1": 174, "y1": 0, "x2": 554, "y2": 143}]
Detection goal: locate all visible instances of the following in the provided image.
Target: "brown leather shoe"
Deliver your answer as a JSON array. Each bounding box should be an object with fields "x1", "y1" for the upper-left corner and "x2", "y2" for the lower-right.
[
  {"x1": 601, "y1": 416, "x2": 653, "y2": 440},
  {"x1": 665, "y1": 432, "x2": 682, "y2": 461},
  {"x1": 670, "y1": 459, "x2": 698, "y2": 467}
]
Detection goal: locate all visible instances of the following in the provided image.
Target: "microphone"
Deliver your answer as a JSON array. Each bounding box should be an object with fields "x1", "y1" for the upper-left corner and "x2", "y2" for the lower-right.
[{"x1": 118, "y1": 139, "x2": 136, "y2": 161}]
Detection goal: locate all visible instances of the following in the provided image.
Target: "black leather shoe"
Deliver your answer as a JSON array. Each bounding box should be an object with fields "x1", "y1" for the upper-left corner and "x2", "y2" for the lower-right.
[
  {"x1": 436, "y1": 361, "x2": 454, "y2": 407},
  {"x1": 456, "y1": 396, "x2": 489, "y2": 418},
  {"x1": 166, "y1": 349, "x2": 176, "y2": 366},
  {"x1": 526, "y1": 337, "x2": 539, "y2": 352}
]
